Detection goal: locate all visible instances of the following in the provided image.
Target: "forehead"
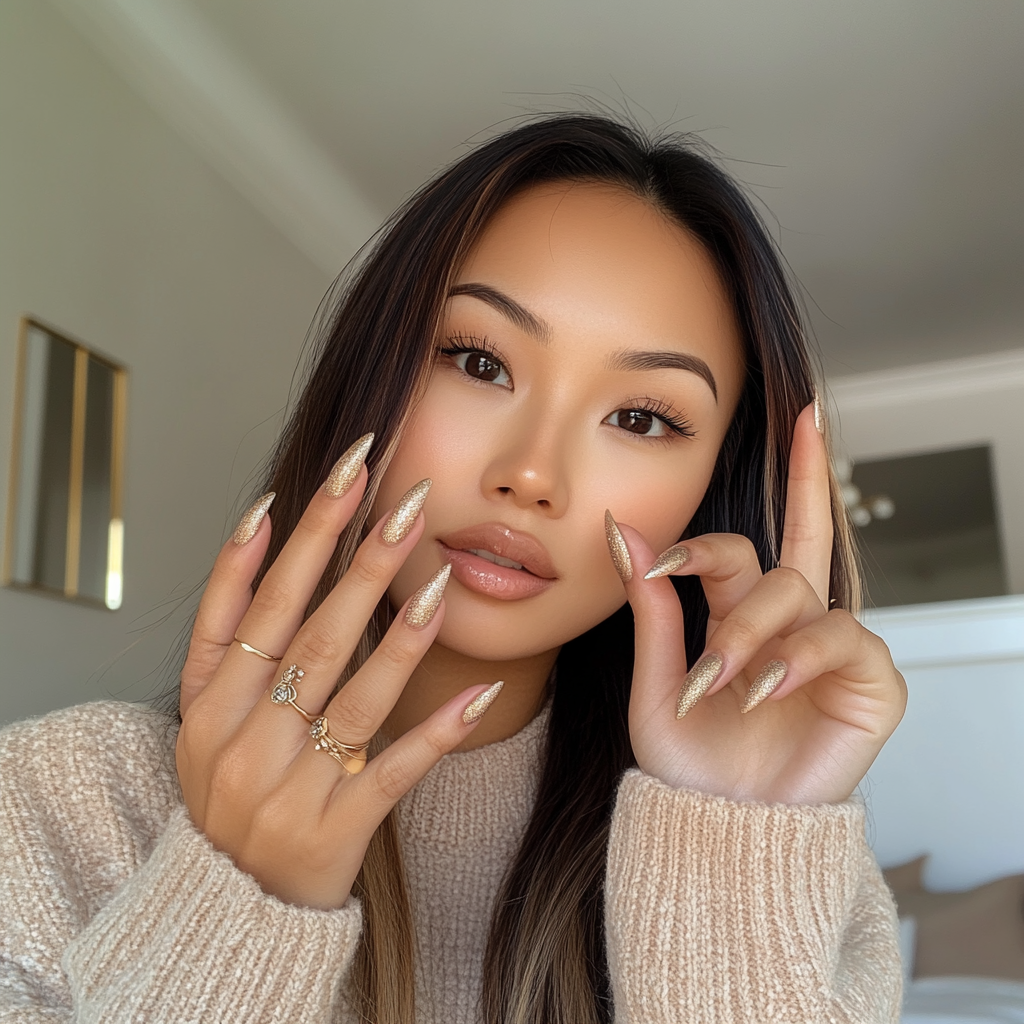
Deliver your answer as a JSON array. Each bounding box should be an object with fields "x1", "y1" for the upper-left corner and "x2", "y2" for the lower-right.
[{"x1": 454, "y1": 182, "x2": 745, "y2": 399}]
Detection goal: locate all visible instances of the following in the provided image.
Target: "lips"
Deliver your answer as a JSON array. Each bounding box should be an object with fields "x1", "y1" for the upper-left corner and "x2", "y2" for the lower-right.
[
  {"x1": 438, "y1": 522, "x2": 558, "y2": 601},
  {"x1": 439, "y1": 523, "x2": 557, "y2": 579}
]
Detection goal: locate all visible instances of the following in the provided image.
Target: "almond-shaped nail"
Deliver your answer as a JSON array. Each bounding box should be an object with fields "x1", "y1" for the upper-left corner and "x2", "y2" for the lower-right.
[
  {"x1": 462, "y1": 680, "x2": 504, "y2": 723},
  {"x1": 676, "y1": 652, "x2": 724, "y2": 719},
  {"x1": 741, "y1": 659, "x2": 788, "y2": 713},
  {"x1": 382, "y1": 479, "x2": 432, "y2": 545},
  {"x1": 813, "y1": 391, "x2": 824, "y2": 434},
  {"x1": 644, "y1": 544, "x2": 691, "y2": 580},
  {"x1": 233, "y1": 492, "x2": 275, "y2": 545},
  {"x1": 604, "y1": 510, "x2": 633, "y2": 582},
  {"x1": 404, "y1": 563, "x2": 451, "y2": 628},
  {"x1": 325, "y1": 433, "x2": 374, "y2": 498}
]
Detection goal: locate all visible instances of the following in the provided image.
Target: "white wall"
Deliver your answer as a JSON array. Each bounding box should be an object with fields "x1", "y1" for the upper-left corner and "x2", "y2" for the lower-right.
[
  {"x1": 862, "y1": 596, "x2": 1024, "y2": 891},
  {"x1": 830, "y1": 357, "x2": 1024, "y2": 890},
  {"x1": 0, "y1": 0, "x2": 335, "y2": 725}
]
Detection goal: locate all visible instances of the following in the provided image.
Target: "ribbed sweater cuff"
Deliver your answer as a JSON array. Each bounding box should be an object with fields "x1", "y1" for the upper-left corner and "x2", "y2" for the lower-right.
[
  {"x1": 606, "y1": 769, "x2": 866, "y2": 1023},
  {"x1": 64, "y1": 806, "x2": 362, "y2": 1024}
]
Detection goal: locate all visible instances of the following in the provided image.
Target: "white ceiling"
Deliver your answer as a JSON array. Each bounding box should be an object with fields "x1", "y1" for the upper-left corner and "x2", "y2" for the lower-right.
[{"x1": 61, "y1": 0, "x2": 1024, "y2": 374}]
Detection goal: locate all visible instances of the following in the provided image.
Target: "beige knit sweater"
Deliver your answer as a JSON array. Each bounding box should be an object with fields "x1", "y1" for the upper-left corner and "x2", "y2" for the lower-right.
[{"x1": 0, "y1": 700, "x2": 901, "y2": 1023}]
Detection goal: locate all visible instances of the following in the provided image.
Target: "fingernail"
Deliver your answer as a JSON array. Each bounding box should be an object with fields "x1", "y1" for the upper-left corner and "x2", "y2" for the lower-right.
[
  {"x1": 741, "y1": 659, "x2": 788, "y2": 713},
  {"x1": 404, "y1": 563, "x2": 451, "y2": 628},
  {"x1": 604, "y1": 510, "x2": 633, "y2": 582},
  {"x1": 462, "y1": 680, "x2": 504, "y2": 723},
  {"x1": 813, "y1": 391, "x2": 824, "y2": 434},
  {"x1": 233, "y1": 492, "x2": 276, "y2": 545},
  {"x1": 676, "y1": 652, "x2": 724, "y2": 719},
  {"x1": 325, "y1": 433, "x2": 374, "y2": 498},
  {"x1": 382, "y1": 479, "x2": 432, "y2": 545},
  {"x1": 644, "y1": 543, "x2": 691, "y2": 580}
]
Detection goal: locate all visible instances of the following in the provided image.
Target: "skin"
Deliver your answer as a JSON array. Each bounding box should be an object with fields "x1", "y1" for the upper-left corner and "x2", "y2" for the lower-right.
[
  {"x1": 176, "y1": 182, "x2": 906, "y2": 911},
  {"x1": 375, "y1": 183, "x2": 746, "y2": 749}
]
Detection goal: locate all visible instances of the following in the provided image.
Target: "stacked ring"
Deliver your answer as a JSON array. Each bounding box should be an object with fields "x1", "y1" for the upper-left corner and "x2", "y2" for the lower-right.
[
  {"x1": 310, "y1": 716, "x2": 369, "y2": 775},
  {"x1": 270, "y1": 664, "x2": 315, "y2": 723}
]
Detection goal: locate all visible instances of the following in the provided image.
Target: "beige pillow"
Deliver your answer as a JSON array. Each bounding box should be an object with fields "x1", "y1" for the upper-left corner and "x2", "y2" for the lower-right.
[{"x1": 883, "y1": 856, "x2": 1024, "y2": 980}]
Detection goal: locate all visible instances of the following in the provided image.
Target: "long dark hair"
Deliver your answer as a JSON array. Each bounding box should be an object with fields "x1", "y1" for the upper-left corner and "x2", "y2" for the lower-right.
[{"x1": 243, "y1": 113, "x2": 858, "y2": 1023}]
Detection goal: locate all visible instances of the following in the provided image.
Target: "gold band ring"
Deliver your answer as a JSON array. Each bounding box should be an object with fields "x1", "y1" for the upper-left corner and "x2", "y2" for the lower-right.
[
  {"x1": 270, "y1": 664, "x2": 316, "y2": 723},
  {"x1": 235, "y1": 636, "x2": 283, "y2": 662},
  {"x1": 310, "y1": 716, "x2": 369, "y2": 775}
]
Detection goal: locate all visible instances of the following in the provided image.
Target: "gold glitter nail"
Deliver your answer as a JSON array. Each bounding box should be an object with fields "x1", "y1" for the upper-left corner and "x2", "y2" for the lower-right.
[
  {"x1": 325, "y1": 433, "x2": 374, "y2": 498},
  {"x1": 404, "y1": 563, "x2": 451, "y2": 628},
  {"x1": 644, "y1": 544, "x2": 691, "y2": 580},
  {"x1": 813, "y1": 391, "x2": 824, "y2": 434},
  {"x1": 233, "y1": 492, "x2": 275, "y2": 545},
  {"x1": 676, "y1": 652, "x2": 724, "y2": 719},
  {"x1": 604, "y1": 510, "x2": 633, "y2": 582},
  {"x1": 741, "y1": 659, "x2": 788, "y2": 714},
  {"x1": 381, "y1": 479, "x2": 432, "y2": 545},
  {"x1": 462, "y1": 680, "x2": 504, "y2": 724}
]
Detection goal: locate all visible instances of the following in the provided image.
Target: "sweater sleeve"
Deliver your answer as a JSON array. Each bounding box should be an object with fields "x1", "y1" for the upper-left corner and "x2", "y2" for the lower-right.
[
  {"x1": 604, "y1": 769, "x2": 902, "y2": 1024},
  {"x1": 0, "y1": 703, "x2": 363, "y2": 1024}
]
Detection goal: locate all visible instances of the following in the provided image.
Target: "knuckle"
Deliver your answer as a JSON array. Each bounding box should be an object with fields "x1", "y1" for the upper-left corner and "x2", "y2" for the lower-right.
[
  {"x1": 374, "y1": 634, "x2": 418, "y2": 673},
  {"x1": 768, "y1": 565, "x2": 809, "y2": 594},
  {"x1": 373, "y1": 753, "x2": 411, "y2": 803},
  {"x1": 294, "y1": 620, "x2": 338, "y2": 665},
  {"x1": 723, "y1": 533, "x2": 759, "y2": 563},
  {"x1": 251, "y1": 572, "x2": 297, "y2": 615},
  {"x1": 332, "y1": 688, "x2": 379, "y2": 738},
  {"x1": 721, "y1": 615, "x2": 760, "y2": 652},
  {"x1": 208, "y1": 744, "x2": 248, "y2": 800},
  {"x1": 346, "y1": 552, "x2": 387, "y2": 589}
]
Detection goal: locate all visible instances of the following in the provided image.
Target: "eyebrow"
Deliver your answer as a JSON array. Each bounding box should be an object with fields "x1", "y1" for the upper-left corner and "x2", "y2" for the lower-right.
[
  {"x1": 448, "y1": 281, "x2": 718, "y2": 401},
  {"x1": 606, "y1": 349, "x2": 718, "y2": 402},
  {"x1": 448, "y1": 282, "x2": 552, "y2": 343}
]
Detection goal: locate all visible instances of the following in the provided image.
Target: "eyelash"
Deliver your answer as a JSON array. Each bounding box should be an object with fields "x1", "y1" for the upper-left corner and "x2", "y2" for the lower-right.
[{"x1": 437, "y1": 333, "x2": 697, "y2": 440}]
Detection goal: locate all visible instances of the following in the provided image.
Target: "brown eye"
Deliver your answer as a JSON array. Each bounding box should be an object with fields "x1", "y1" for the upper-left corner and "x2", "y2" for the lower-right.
[
  {"x1": 616, "y1": 409, "x2": 657, "y2": 435},
  {"x1": 465, "y1": 352, "x2": 502, "y2": 381},
  {"x1": 448, "y1": 348, "x2": 511, "y2": 387}
]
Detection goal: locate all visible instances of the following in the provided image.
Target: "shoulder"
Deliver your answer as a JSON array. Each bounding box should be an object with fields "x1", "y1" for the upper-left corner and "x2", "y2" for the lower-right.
[{"x1": 0, "y1": 701, "x2": 182, "y2": 884}]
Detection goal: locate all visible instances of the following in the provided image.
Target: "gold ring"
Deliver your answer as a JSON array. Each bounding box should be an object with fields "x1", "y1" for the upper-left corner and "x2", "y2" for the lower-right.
[
  {"x1": 310, "y1": 716, "x2": 369, "y2": 775},
  {"x1": 270, "y1": 664, "x2": 316, "y2": 723},
  {"x1": 235, "y1": 636, "x2": 283, "y2": 662}
]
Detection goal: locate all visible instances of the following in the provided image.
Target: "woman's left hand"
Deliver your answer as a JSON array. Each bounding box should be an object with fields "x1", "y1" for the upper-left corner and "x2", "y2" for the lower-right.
[{"x1": 611, "y1": 403, "x2": 907, "y2": 805}]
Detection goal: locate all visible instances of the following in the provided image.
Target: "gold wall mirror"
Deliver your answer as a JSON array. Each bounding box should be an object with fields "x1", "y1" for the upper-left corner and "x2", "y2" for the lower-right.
[{"x1": 3, "y1": 317, "x2": 127, "y2": 609}]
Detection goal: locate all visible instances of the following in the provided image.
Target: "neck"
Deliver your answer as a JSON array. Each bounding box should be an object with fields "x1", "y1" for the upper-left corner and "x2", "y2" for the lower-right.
[{"x1": 382, "y1": 641, "x2": 558, "y2": 751}]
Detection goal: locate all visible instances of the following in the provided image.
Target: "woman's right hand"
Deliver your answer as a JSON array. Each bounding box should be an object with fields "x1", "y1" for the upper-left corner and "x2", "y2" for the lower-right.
[{"x1": 175, "y1": 443, "x2": 497, "y2": 911}]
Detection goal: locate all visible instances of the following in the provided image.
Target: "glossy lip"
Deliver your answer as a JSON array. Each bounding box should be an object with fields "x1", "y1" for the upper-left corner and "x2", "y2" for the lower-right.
[
  {"x1": 439, "y1": 522, "x2": 558, "y2": 579},
  {"x1": 438, "y1": 522, "x2": 558, "y2": 602}
]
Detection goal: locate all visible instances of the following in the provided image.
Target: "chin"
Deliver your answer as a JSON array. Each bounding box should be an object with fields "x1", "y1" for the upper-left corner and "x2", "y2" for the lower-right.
[{"x1": 434, "y1": 594, "x2": 625, "y2": 662}]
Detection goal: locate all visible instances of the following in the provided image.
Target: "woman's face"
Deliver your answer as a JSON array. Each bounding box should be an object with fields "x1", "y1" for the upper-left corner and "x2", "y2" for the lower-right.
[{"x1": 376, "y1": 182, "x2": 746, "y2": 661}]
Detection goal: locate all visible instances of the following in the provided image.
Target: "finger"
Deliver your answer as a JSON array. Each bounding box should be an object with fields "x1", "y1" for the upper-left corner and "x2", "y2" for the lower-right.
[
  {"x1": 643, "y1": 533, "x2": 763, "y2": 626},
  {"x1": 181, "y1": 504, "x2": 273, "y2": 715},
  {"x1": 303, "y1": 564, "x2": 451, "y2": 739},
  {"x1": 779, "y1": 402, "x2": 832, "y2": 607},
  {"x1": 250, "y1": 561, "x2": 452, "y2": 780},
  {"x1": 209, "y1": 480, "x2": 429, "y2": 722},
  {"x1": 339, "y1": 681, "x2": 505, "y2": 824},
  {"x1": 740, "y1": 609, "x2": 906, "y2": 728},
  {"x1": 691, "y1": 566, "x2": 825, "y2": 704},
  {"x1": 229, "y1": 462, "x2": 376, "y2": 679},
  {"x1": 607, "y1": 517, "x2": 688, "y2": 718}
]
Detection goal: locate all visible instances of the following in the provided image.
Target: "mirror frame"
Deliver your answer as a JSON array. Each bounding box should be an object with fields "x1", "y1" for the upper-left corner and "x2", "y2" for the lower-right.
[{"x1": 2, "y1": 315, "x2": 128, "y2": 609}]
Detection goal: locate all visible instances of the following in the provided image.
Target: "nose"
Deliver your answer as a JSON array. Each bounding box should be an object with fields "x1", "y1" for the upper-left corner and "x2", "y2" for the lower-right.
[{"x1": 479, "y1": 420, "x2": 570, "y2": 517}]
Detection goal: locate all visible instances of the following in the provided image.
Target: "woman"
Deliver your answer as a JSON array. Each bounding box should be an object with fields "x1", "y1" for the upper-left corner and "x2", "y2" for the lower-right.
[{"x1": 0, "y1": 114, "x2": 906, "y2": 1023}]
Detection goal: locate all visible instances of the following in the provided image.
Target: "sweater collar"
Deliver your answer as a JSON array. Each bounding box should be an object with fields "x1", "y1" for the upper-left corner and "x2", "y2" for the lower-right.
[{"x1": 395, "y1": 699, "x2": 552, "y2": 853}]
